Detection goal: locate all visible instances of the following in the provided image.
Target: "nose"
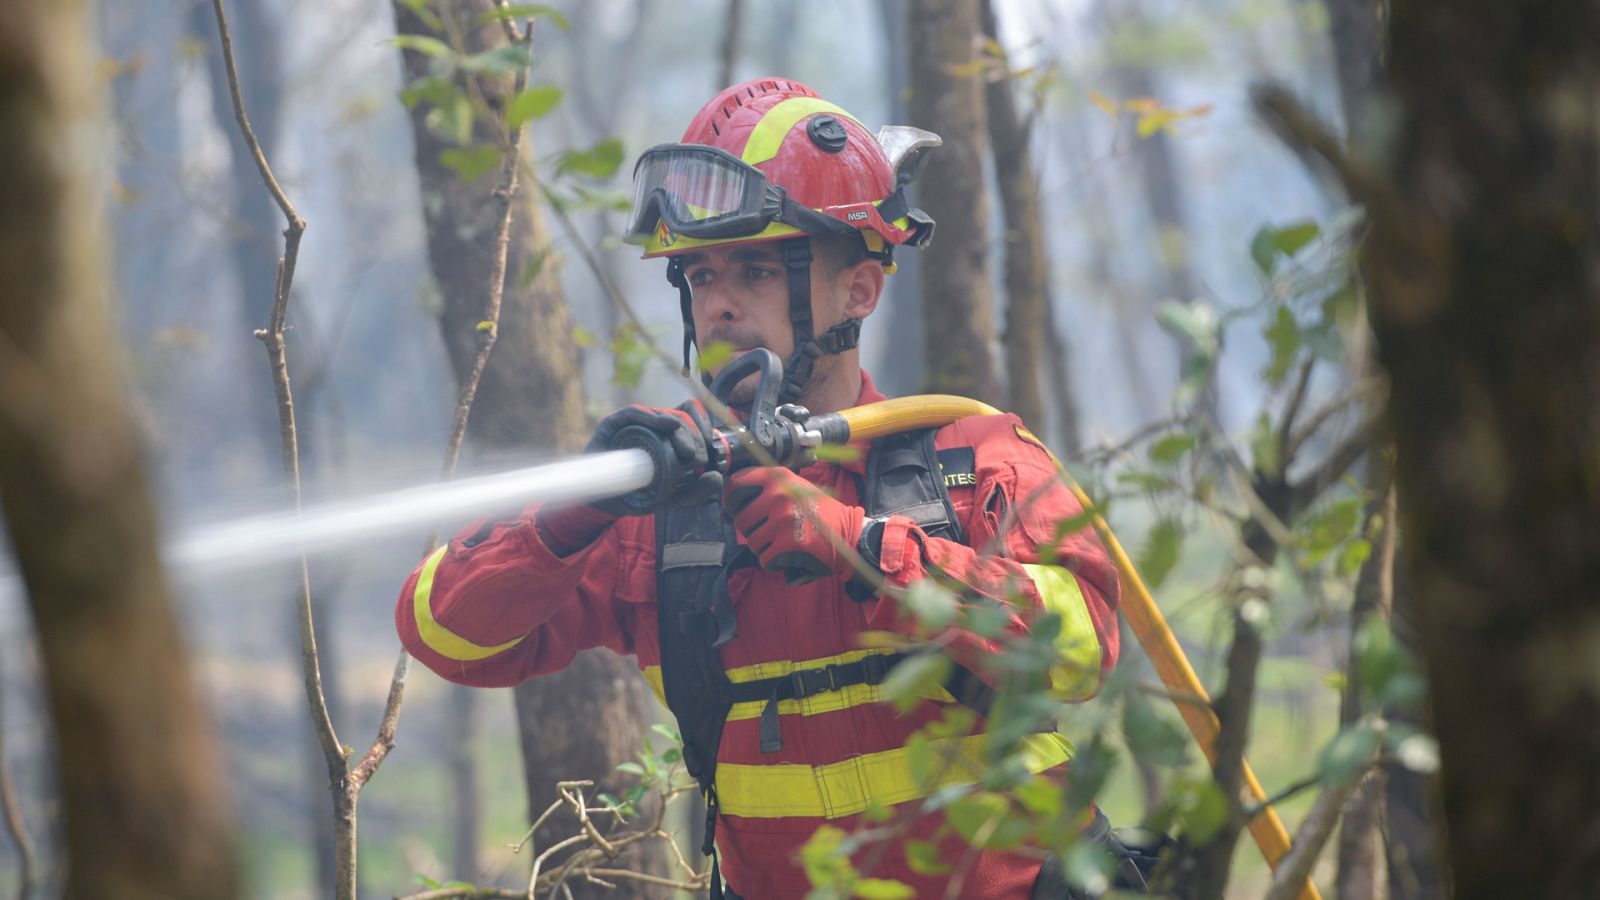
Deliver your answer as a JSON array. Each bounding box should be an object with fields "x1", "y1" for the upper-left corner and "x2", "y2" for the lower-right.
[{"x1": 693, "y1": 280, "x2": 741, "y2": 324}]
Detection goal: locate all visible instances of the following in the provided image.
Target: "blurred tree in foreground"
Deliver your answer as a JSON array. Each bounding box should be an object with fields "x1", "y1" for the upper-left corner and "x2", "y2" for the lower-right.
[
  {"x1": 1357, "y1": 3, "x2": 1600, "y2": 897},
  {"x1": 0, "y1": 1, "x2": 238, "y2": 897}
]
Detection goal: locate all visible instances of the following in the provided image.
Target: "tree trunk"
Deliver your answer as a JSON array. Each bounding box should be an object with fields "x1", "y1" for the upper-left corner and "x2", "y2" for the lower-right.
[
  {"x1": 905, "y1": 0, "x2": 1001, "y2": 404},
  {"x1": 1367, "y1": 5, "x2": 1600, "y2": 896},
  {"x1": 873, "y1": 0, "x2": 926, "y2": 398},
  {"x1": 393, "y1": 2, "x2": 664, "y2": 893},
  {"x1": 980, "y1": 0, "x2": 1059, "y2": 432},
  {"x1": 0, "y1": 2, "x2": 239, "y2": 897},
  {"x1": 1326, "y1": 0, "x2": 1385, "y2": 134}
]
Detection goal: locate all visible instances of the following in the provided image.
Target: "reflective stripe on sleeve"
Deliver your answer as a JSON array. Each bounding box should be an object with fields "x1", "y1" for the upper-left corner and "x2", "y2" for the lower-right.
[
  {"x1": 412, "y1": 545, "x2": 525, "y2": 662},
  {"x1": 1021, "y1": 563, "x2": 1102, "y2": 700},
  {"x1": 715, "y1": 732, "x2": 1072, "y2": 819}
]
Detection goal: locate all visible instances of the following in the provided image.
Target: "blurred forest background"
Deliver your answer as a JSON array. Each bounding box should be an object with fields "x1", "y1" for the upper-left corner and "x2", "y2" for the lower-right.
[{"x1": 9, "y1": 0, "x2": 1548, "y2": 897}]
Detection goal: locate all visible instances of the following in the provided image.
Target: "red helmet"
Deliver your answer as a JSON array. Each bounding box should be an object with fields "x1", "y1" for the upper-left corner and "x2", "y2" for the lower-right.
[
  {"x1": 628, "y1": 79, "x2": 930, "y2": 260},
  {"x1": 625, "y1": 78, "x2": 938, "y2": 401}
]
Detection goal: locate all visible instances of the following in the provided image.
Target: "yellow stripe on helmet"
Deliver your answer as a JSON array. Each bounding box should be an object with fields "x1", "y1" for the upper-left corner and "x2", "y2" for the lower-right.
[{"x1": 740, "y1": 97, "x2": 864, "y2": 166}]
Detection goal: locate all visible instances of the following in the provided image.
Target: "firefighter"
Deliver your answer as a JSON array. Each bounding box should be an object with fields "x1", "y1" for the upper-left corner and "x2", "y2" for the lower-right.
[{"x1": 396, "y1": 78, "x2": 1123, "y2": 899}]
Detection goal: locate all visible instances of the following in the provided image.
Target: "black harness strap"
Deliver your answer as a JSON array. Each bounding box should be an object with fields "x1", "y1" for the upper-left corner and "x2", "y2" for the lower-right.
[
  {"x1": 655, "y1": 499, "x2": 741, "y2": 898},
  {"x1": 655, "y1": 427, "x2": 1004, "y2": 898}
]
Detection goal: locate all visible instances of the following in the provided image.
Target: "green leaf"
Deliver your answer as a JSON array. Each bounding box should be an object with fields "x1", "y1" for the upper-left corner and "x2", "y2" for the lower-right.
[
  {"x1": 696, "y1": 339, "x2": 735, "y2": 373},
  {"x1": 799, "y1": 825, "x2": 855, "y2": 889},
  {"x1": 962, "y1": 600, "x2": 1013, "y2": 639},
  {"x1": 395, "y1": 0, "x2": 444, "y2": 31},
  {"x1": 853, "y1": 878, "x2": 916, "y2": 899},
  {"x1": 387, "y1": 34, "x2": 455, "y2": 60},
  {"x1": 614, "y1": 761, "x2": 645, "y2": 776},
  {"x1": 1148, "y1": 431, "x2": 1196, "y2": 465},
  {"x1": 1320, "y1": 723, "x2": 1381, "y2": 782},
  {"x1": 506, "y1": 85, "x2": 562, "y2": 127},
  {"x1": 1354, "y1": 615, "x2": 1402, "y2": 700},
  {"x1": 439, "y1": 145, "x2": 501, "y2": 183},
  {"x1": 1250, "y1": 220, "x2": 1321, "y2": 274},
  {"x1": 1012, "y1": 774, "x2": 1063, "y2": 818},
  {"x1": 1263, "y1": 304, "x2": 1301, "y2": 387},
  {"x1": 518, "y1": 246, "x2": 552, "y2": 289},
  {"x1": 557, "y1": 137, "x2": 626, "y2": 179},
  {"x1": 881, "y1": 651, "x2": 951, "y2": 714},
  {"x1": 813, "y1": 443, "x2": 863, "y2": 463},
  {"x1": 399, "y1": 76, "x2": 457, "y2": 110},
  {"x1": 459, "y1": 43, "x2": 531, "y2": 75},
  {"x1": 901, "y1": 579, "x2": 957, "y2": 632},
  {"x1": 610, "y1": 325, "x2": 654, "y2": 388},
  {"x1": 1337, "y1": 538, "x2": 1372, "y2": 577},
  {"x1": 1271, "y1": 220, "x2": 1321, "y2": 257},
  {"x1": 478, "y1": 3, "x2": 572, "y2": 30},
  {"x1": 1116, "y1": 469, "x2": 1175, "y2": 494},
  {"x1": 651, "y1": 723, "x2": 681, "y2": 744},
  {"x1": 1137, "y1": 519, "x2": 1183, "y2": 590},
  {"x1": 424, "y1": 92, "x2": 475, "y2": 145},
  {"x1": 1250, "y1": 226, "x2": 1278, "y2": 275},
  {"x1": 1155, "y1": 301, "x2": 1219, "y2": 356},
  {"x1": 1249, "y1": 411, "x2": 1280, "y2": 478},
  {"x1": 1122, "y1": 694, "x2": 1190, "y2": 768},
  {"x1": 1302, "y1": 496, "x2": 1363, "y2": 563},
  {"x1": 904, "y1": 838, "x2": 953, "y2": 876},
  {"x1": 571, "y1": 324, "x2": 599, "y2": 348},
  {"x1": 946, "y1": 791, "x2": 1030, "y2": 849},
  {"x1": 1168, "y1": 777, "x2": 1228, "y2": 843}
]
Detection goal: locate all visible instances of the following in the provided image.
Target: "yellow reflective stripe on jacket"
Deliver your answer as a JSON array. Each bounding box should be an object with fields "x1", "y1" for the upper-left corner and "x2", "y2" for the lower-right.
[
  {"x1": 741, "y1": 97, "x2": 863, "y2": 165},
  {"x1": 1021, "y1": 563, "x2": 1102, "y2": 700},
  {"x1": 715, "y1": 732, "x2": 1072, "y2": 819},
  {"x1": 641, "y1": 649, "x2": 957, "y2": 722},
  {"x1": 412, "y1": 546, "x2": 525, "y2": 661}
]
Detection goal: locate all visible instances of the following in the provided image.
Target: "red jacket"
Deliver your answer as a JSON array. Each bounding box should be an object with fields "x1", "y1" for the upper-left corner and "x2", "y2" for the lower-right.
[{"x1": 396, "y1": 374, "x2": 1121, "y2": 898}]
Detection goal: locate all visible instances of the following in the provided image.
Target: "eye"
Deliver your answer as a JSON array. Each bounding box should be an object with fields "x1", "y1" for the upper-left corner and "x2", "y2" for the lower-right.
[
  {"x1": 744, "y1": 266, "x2": 777, "y2": 283},
  {"x1": 686, "y1": 268, "x2": 715, "y2": 288}
]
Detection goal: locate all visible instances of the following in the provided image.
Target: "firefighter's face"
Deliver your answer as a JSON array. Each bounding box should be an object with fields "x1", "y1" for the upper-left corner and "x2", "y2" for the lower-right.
[{"x1": 683, "y1": 242, "x2": 880, "y2": 405}]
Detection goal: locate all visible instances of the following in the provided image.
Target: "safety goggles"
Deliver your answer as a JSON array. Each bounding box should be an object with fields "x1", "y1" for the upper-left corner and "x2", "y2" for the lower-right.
[
  {"x1": 624, "y1": 143, "x2": 862, "y2": 245},
  {"x1": 625, "y1": 144, "x2": 779, "y2": 241}
]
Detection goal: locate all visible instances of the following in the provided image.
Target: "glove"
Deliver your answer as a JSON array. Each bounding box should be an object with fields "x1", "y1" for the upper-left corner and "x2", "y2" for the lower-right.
[
  {"x1": 724, "y1": 466, "x2": 867, "y2": 584},
  {"x1": 586, "y1": 401, "x2": 724, "y2": 516}
]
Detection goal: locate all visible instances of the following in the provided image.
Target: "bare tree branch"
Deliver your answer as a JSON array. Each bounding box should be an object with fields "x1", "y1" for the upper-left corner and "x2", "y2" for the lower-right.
[
  {"x1": 1264, "y1": 768, "x2": 1380, "y2": 900},
  {"x1": 0, "y1": 678, "x2": 35, "y2": 900}
]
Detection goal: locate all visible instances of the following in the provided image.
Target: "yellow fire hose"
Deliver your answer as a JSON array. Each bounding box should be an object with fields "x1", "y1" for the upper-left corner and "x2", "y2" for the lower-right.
[{"x1": 826, "y1": 397, "x2": 1319, "y2": 900}]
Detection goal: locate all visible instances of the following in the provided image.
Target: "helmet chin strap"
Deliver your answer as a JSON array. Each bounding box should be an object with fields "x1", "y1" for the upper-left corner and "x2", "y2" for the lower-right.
[
  {"x1": 669, "y1": 239, "x2": 861, "y2": 403},
  {"x1": 776, "y1": 237, "x2": 860, "y2": 404}
]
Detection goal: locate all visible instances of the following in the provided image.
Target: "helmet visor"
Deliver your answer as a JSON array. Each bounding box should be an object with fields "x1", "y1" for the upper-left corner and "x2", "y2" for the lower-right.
[{"x1": 625, "y1": 144, "x2": 774, "y2": 243}]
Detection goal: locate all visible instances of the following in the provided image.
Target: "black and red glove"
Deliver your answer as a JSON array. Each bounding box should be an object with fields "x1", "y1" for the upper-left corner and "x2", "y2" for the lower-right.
[
  {"x1": 724, "y1": 466, "x2": 868, "y2": 584},
  {"x1": 584, "y1": 400, "x2": 725, "y2": 516}
]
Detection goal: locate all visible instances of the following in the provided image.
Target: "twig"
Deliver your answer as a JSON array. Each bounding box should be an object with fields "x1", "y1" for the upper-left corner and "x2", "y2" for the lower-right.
[
  {"x1": 1252, "y1": 83, "x2": 1386, "y2": 208},
  {"x1": 438, "y1": 23, "x2": 533, "y2": 488},
  {"x1": 350, "y1": 649, "x2": 410, "y2": 788},
  {"x1": 1277, "y1": 357, "x2": 1316, "y2": 460},
  {"x1": 1285, "y1": 377, "x2": 1384, "y2": 460},
  {"x1": 211, "y1": 2, "x2": 363, "y2": 896},
  {"x1": 0, "y1": 690, "x2": 35, "y2": 900},
  {"x1": 1244, "y1": 770, "x2": 1327, "y2": 821},
  {"x1": 1262, "y1": 768, "x2": 1379, "y2": 900},
  {"x1": 1289, "y1": 414, "x2": 1381, "y2": 515}
]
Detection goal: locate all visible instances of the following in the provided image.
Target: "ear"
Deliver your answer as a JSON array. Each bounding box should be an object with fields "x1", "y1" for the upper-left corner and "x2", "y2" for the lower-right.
[{"x1": 841, "y1": 260, "x2": 885, "y2": 320}]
